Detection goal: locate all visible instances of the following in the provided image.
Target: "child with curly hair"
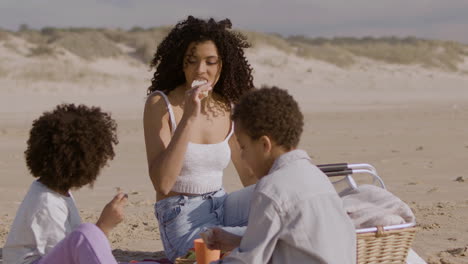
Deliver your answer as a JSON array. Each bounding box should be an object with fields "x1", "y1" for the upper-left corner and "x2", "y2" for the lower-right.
[
  {"x1": 206, "y1": 87, "x2": 356, "y2": 264},
  {"x1": 3, "y1": 104, "x2": 126, "y2": 264}
]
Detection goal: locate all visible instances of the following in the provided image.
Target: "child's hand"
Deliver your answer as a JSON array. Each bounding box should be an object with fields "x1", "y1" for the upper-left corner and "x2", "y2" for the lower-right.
[
  {"x1": 96, "y1": 192, "x2": 128, "y2": 236},
  {"x1": 205, "y1": 227, "x2": 242, "y2": 252}
]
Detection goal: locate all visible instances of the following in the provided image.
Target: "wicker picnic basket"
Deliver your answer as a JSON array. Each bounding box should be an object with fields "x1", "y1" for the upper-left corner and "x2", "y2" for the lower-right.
[
  {"x1": 319, "y1": 163, "x2": 418, "y2": 264},
  {"x1": 356, "y1": 224, "x2": 417, "y2": 263}
]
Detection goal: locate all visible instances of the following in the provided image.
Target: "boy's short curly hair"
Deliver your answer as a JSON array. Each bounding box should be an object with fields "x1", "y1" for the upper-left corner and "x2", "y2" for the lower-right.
[
  {"x1": 232, "y1": 86, "x2": 304, "y2": 150},
  {"x1": 148, "y1": 16, "x2": 254, "y2": 104},
  {"x1": 25, "y1": 104, "x2": 118, "y2": 193}
]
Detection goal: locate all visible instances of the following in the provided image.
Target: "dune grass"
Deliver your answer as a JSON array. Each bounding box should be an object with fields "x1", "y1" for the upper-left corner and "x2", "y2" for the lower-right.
[
  {"x1": 16, "y1": 27, "x2": 172, "y2": 64},
  {"x1": 54, "y1": 31, "x2": 122, "y2": 60},
  {"x1": 0, "y1": 29, "x2": 10, "y2": 41},
  {"x1": 121, "y1": 28, "x2": 170, "y2": 64},
  {"x1": 294, "y1": 42, "x2": 355, "y2": 68},
  {"x1": 288, "y1": 36, "x2": 468, "y2": 70},
  {"x1": 6, "y1": 27, "x2": 468, "y2": 71},
  {"x1": 239, "y1": 30, "x2": 295, "y2": 53},
  {"x1": 17, "y1": 28, "x2": 122, "y2": 60},
  {"x1": 0, "y1": 64, "x2": 8, "y2": 77},
  {"x1": 28, "y1": 44, "x2": 57, "y2": 57},
  {"x1": 18, "y1": 30, "x2": 48, "y2": 45}
]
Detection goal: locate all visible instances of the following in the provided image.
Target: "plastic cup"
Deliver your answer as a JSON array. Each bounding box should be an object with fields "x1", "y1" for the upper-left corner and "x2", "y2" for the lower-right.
[{"x1": 194, "y1": 238, "x2": 220, "y2": 264}]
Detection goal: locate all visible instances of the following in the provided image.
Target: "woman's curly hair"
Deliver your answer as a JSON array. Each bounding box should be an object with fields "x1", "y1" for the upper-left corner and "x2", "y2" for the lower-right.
[
  {"x1": 25, "y1": 104, "x2": 118, "y2": 193},
  {"x1": 232, "y1": 86, "x2": 304, "y2": 150},
  {"x1": 148, "y1": 16, "x2": 254, "y2": 104}
]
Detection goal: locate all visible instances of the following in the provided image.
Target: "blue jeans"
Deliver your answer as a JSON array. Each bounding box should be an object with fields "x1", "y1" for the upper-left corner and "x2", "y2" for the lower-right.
[{"x1": 154, "y1": 185, "x2": 255, "y2": 262}]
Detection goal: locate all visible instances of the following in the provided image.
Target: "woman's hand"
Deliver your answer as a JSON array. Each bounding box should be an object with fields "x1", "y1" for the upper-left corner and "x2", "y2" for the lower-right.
[
  {"x1": 205, "y1": 227, "x2": 242, "y2": 252},
  {"x1": 96, "y1": 192, "x2": 128, "y2": 236},
  {"x1": 182, "y1": 82, "x2": 212, "y2": 121}
]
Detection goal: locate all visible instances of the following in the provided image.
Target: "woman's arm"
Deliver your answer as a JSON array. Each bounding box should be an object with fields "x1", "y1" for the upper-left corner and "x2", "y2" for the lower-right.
[
  {"x1": 229, "y1": 134, "x2": 257, "y2": 187},
  {"x1": 143, "y1": 95, "x2": 195, "y2": 195},
  {"x1": 144, "y1": 85, "x2": 211, "y2": 195}
]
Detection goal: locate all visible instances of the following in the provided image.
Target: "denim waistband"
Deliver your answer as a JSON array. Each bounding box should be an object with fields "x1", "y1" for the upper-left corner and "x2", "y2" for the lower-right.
[{"x1": 155, "y1": 188, "x2": 225, "y2": 208}]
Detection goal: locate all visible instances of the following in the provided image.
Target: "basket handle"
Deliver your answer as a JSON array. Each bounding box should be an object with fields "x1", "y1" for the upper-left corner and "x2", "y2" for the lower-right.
[{"x1": 376, "y1": 226, "x2": 386, "y2": 237}]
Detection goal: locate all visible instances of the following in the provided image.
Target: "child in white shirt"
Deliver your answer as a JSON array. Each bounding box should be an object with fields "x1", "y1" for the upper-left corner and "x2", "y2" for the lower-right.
[{"x1": 3, "y1": 104, "x2": 127, "y2": 264}]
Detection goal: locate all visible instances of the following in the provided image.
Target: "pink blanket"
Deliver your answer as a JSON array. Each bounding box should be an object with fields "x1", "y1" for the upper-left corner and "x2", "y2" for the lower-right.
[{"x1": 341, "y1": 184, "x2": 415, "y2": 229}]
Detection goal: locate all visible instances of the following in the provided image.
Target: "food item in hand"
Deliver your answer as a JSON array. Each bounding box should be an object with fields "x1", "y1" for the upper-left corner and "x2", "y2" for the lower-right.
[
  {"x1": 191, "y1": 79, "x2": 208, "y2": 88},
  {"x1": 191, "y1": 79, "x2": 209, "y2": 98},
  {"x1": 199, "y1": 91, "x2": 209, "y2": 98}
]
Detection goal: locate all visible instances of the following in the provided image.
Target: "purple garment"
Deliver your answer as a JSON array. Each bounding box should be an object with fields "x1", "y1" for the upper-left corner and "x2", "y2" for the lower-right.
[{"x1": 34, "y1": 223, "x2": 118, "y2": 264}]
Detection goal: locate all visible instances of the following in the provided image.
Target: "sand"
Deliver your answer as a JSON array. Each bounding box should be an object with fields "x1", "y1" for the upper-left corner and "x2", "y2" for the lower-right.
[{"x1": 1, "y1": 38, "x2": 467, "y2": 263}]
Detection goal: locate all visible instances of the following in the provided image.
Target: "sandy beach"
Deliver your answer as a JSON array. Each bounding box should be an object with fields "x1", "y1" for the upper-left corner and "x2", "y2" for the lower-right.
[{"x1": 1, "y1": 34, "x2": 467, "y2": 263}]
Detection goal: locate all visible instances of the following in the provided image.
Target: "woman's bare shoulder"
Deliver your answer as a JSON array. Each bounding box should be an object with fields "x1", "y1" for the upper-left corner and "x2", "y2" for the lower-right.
[
  {"x1": 146, "y1": 91, "x2": 165, "y2": 104},
  {"x1": 144, "y1": 92, "x2": 168, "y2": 119}
]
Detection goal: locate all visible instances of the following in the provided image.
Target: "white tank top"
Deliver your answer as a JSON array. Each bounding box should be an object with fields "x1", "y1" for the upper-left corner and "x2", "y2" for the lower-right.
[{"x1": 151, "y1": 91, "x2": 233, "y2": 194}]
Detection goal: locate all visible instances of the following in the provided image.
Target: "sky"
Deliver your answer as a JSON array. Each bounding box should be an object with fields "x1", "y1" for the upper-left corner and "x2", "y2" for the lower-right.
[{"x1": 1, "y1": 0, "x2": 468, "y2": 43}]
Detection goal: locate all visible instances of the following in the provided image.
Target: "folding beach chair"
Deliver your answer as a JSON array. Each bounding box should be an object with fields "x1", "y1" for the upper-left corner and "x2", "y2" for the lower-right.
[{"x1": 318, "y1": 163, "x2": 418, "y2": 264}]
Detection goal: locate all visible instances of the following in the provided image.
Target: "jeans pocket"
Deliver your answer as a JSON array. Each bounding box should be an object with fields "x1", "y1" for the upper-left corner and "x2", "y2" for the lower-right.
[{"x1": 158, "y1": 205, "x2": 182, "y2": 226}]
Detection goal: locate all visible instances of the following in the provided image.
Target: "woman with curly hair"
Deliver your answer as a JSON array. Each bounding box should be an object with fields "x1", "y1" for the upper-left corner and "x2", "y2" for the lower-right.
[
  {"x1": 143, "y1": 16, "x2": 257, "y2": 261},
  {"x1": 4, "y1": 104, "x2": 126, "y2": 264}
]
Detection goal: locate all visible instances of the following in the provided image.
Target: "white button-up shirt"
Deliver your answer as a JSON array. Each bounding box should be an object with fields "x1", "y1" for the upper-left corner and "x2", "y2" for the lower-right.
[
  {"x1": 219, "y1": 149, "x2": 356, "y2": 264},
  {"x1": 3, "y1": 181, "x2": 81, "y2": 264}
]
